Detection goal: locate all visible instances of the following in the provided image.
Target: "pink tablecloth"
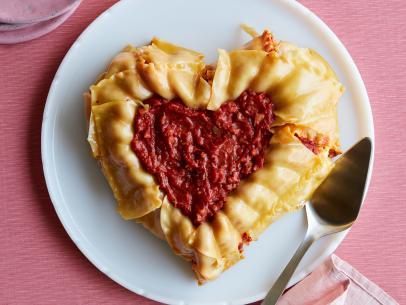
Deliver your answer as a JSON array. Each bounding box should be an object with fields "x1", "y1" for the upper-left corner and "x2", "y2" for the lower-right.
[{"x1": 0, "y1": 1, "x2": 405, "y2": 304}]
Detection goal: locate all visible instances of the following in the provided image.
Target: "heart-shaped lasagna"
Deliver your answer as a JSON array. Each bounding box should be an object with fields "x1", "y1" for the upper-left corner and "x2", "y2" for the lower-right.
[{"x1": 85, "y1": 27, "x2": 344, "y2": 283}]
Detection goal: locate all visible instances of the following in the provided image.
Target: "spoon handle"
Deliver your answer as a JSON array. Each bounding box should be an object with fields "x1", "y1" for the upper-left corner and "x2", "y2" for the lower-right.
[{"x1": 261, "y1": 234, "x2": 315, "y2": 305}]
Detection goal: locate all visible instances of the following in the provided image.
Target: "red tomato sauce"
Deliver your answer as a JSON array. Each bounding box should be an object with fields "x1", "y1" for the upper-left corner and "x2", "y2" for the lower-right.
[
  {"x1": 296, "y1": 135, "x2": 324, "y2": 155},
  {"x1": 238, "y1": 232, "x2": 253, "y2": 252},
  {"x1": 132, "y1": 90, "x2": 274, "y2": 225},
  {"x1": 296, "y1": 134, "x2": 331, "y2": 155},
  {"x1": 296, "y1": 134, "x2": 339, "y2": 158}
]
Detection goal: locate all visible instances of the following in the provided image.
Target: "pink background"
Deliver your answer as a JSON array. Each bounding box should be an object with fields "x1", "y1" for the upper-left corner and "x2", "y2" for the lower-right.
[{"x1": 1, "y1": 0, "x2": 405, "y2": 304}]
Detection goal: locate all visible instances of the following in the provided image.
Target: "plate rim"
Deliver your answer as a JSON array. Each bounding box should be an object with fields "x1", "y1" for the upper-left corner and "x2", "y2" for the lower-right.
[{"x1": 41, "y1": 0, "x2": 375, "y2": 304}]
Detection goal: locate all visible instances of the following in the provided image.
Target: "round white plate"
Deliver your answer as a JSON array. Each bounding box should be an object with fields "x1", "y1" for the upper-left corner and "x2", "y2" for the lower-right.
[{"x1": 41, "y1": 0, "x2": 374, "y2": 304}]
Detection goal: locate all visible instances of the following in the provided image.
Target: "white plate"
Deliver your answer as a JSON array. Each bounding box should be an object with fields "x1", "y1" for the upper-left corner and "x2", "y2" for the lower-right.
[{"x1": 41, "y1": 0, "x2": 374, "y2": 304}]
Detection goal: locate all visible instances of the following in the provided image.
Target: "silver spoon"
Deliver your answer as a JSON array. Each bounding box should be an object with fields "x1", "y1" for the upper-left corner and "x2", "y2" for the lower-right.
[{"x1": 261, "y1": 137, "x2": 372, "y2": 305}]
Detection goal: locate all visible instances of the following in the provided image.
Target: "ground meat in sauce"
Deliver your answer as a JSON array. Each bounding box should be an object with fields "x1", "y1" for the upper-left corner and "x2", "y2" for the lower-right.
[
  {"x1": 131, "y1": 90, "x2": 274, "y2": 225},
  {"x1": 296, "y1": 135, "x2": 327, "y2": 155},
  {"x1": 238, "y1": 232, "x2": 253, "y2": 252},
  {"x1": 296, "y1": 135, "x2": 340, "y2": 158}
]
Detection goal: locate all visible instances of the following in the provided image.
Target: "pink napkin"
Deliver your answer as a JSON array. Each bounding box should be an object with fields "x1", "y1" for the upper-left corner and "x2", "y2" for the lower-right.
[{"x1": 278, "y1": 255, "x2": 398, "y2": 305}]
